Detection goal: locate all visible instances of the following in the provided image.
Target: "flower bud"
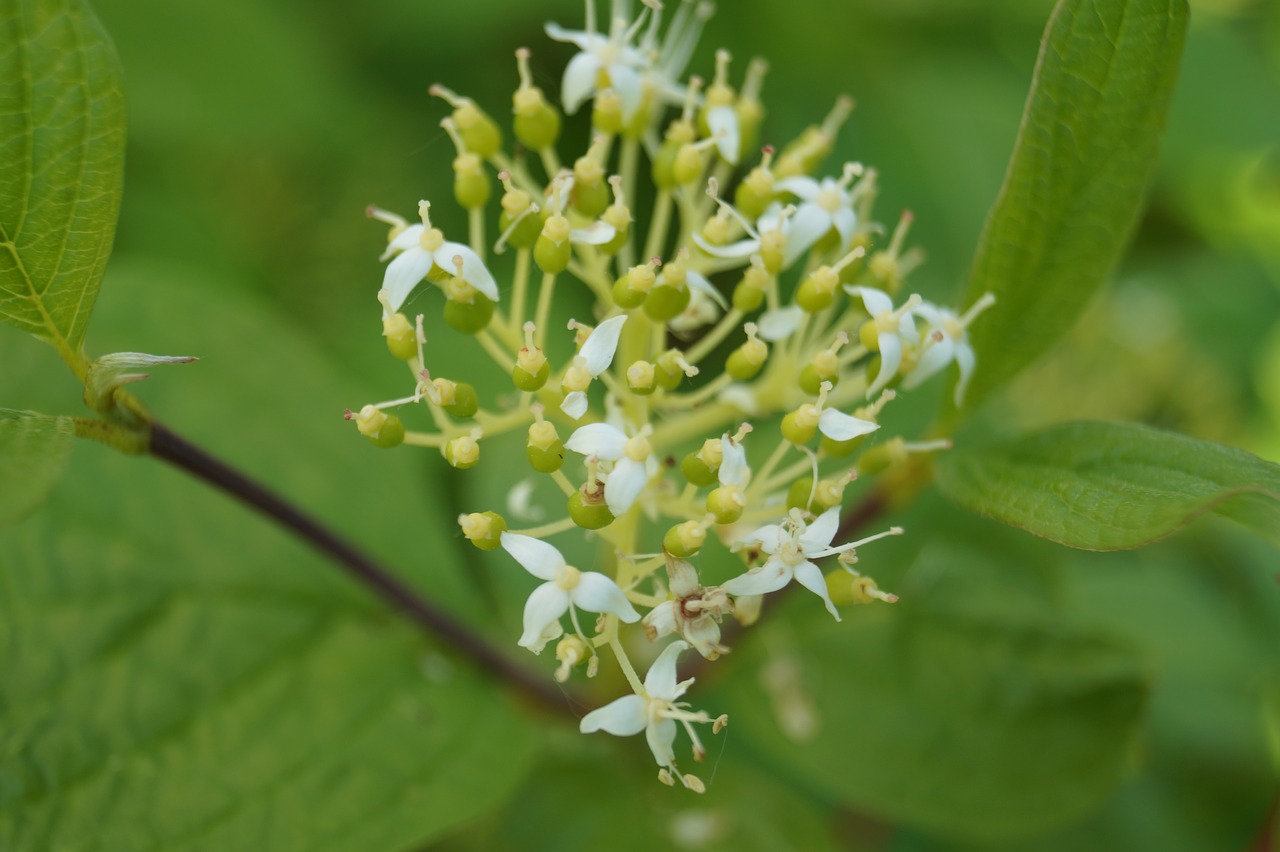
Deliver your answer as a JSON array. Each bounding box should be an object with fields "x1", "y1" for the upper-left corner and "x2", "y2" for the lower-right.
[
  {"x1": 445, "y1": 432, "x2": 481, "y2": 468},
  {"x1": 796, "y1": 266, "x2": 839, "y2": 313},
  {"x1": 626, "y1": 360, "x2": 657, "y2": 395},
  {"x1": 643, "y1": 282, "x2": 691, "y2": 322},
  {"x1": 453, "y1": 153, "x2": 490, "y2": 210},
  {"x1": 382, "y1": 312, "x2": 417, "y2": 361},
  {"x1": 612, "y1": 261, "x2": 658, "y2": 309},
  {"x1": 732, "y1": 262, "x2": 769, "y2": 312},
  {"x1": 526, "y1": 420, "x2": 564, "y2": 472},
  {"x1": 443, "y1": 291, "x2": 495, "y2": 334},
  {"x1": 459, "y1": 511, "x2": 507, "y2": 551},
  {"x1": 706, "y1": 486, "x2": 745, "y2": 524},
  {"x1": 664, "y1": 519, "x2": 707, "y2": 558},
  {"x1": 443, "y1": 382, "x2": 479, "y2": 419},
  {"x1": 534, "y1": 215, "x2": 572, "y2": 274},
  {"x1": 726, "y1": 323, "x2": 767, "y2": 381},
  {"x1": 513, "y1": 49, "x2": 561, "y2": 150}
]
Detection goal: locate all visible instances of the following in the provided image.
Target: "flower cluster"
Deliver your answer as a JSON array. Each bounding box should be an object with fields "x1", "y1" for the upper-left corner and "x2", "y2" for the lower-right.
[{"x1": 347, "y1": 0, "x2": 993, "y2": 791}]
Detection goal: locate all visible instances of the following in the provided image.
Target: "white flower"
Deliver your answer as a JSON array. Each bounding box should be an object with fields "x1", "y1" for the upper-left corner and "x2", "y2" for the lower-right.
[
  {"x1": 643, "y1": 556, "x2": 731, "y2": 660},
  {"x1": 500, "y1": 532, "x2": 640, "y2": 652},
  {"x1": 774, "y1": 164, "x2": 861, "y2": 265},
  {"x1": 564, "y1": 421, "x2": 655, "y2": 515},
  {"x1": 845, "y1": 286, "x2": 921, "y2": 398},
  {"x1": 903, "y1": 293, "x2": 995, "y2": 406},
  {"x1": 723, "y1": 507, "x2": 845, "y2": 620},
  {"x1": 580, "y1": 640, "x2": 723, "y2": 771},
  {"x1": 724, "y1": 510, "x2": 904, "y2": 620},
  {"x1": 546, "y1": 1, "x2": 652, "y2": 119},
  {"x1": 817, "y1": 406, "x2": 879, "y2": 442},
  {"x1": 560, "y1": 314, "x2": 628, "y2": 420},
  {"x1": 375, "y1": 202, "x2": 499, "y2": 312}
]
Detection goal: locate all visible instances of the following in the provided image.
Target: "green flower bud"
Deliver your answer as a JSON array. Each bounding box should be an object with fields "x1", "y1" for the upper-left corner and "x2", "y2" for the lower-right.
[
  {"x1": 368, "y1": 412, "x2": 404, "y2": 449},
  {"x1": 445, "y1": 433, "x2": 481, "y2": 469},
  {"x1": 459, "y1": 511, "x2": 507, "y2": 551},
  {"x1": 726, "y1": 323, "x2": 768, "y2": 381},
  {"x1": 443, "y1": 382, "x2": 479, "y2": 418},
  {"x1": 706, "y1": 486, "x2": 745, "y2": 525},
  {"x1": 644, "y1": 284, "x2": 690, "y2": 322},
  {"x1": 592, "y1": 89, "x2": 624, "y2": 135},
  {"x1": 526, "y1": 441, "x2": 564, "y2": 473},
  {"x1": 821, "y1": 433, "x2": 866, "y2": 458},
  {"x1": 663, "y1": 520, "x2": 707, "y2": 558},
  {"x1": 453, "y1": 154, "x2": 490, "y2": 210},
  {"x1": 450, "y1": 99, "x2": 502, "y2": 159},
  {"x1": 513, "y1": 50, "x2": 562, "y2": 151},
  {"x1": 681, "y1": 453, "x2": 717, "y2": 487},
  {"x1": 383, "y1": 312, "x2": 417, "y2": 361},
  {"x1": 443, "y1": 292, "x2": 495, "y2": 334},
  {"x1": 796, "y1": 266, "x2": 839, "y2": 313},
  {"x1": 780, "y1": 408, "x2": 818, "y2": 445},
  {"x1": 626, "y1": 360, "x2": 657, "y2": 395},
  {"x1": 534, "y1": 215, "x2": 572, "y2": 274},
  {"x1": 513, "y1": 360, "x2": 550, "y2": 392}
]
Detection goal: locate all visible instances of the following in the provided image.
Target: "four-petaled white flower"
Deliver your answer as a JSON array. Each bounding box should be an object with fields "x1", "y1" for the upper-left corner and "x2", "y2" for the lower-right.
[
  {"x1": 545, "y1": 2, "x2": 652, "y2": 120},
  {"x1": 376, "y1": 202, "x2": 499, "y2": 313},
  {"x1": 500, "y1": 532, "x2": 640, "y2": 653},
  {"x1": 560, "y1": 314, "x2": 628, "y2": 420},
  {"x1": 564, "y1": 421, "x2": 655, "y2": 515},
  {"x1": 774, "y1": 165, "x2": 861, "y2": 267},
  {"x1": 903, "y1": 293, "x2": 995, "y2": 406},
  {"x1": 845, "y1": 285, "x2": 921, "y2": 398},
  {"x1": 580, "y1": 640, "x2": 722, "y2": 771},
  {"x1": 723, "y1": 507, "x2": 846, "y2": 620}
]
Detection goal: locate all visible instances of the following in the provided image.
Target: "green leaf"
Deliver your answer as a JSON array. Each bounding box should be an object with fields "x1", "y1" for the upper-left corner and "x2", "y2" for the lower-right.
[
  {"x1": 958, "y1": 0, "x2": 1189, "y2": 410},
  {"x1": 0, "y1": 408, "x2": 73, "y2": 525},
  {"x1": 935, "y1": 421, "x2": 1280, "y2": 550},
  {"x1": 717, "y1": 603, "x2": 1147, "y2": 842},
  {"x1": 0, "y1": 260, "x2": 540, "y2": 849},
  {"x1": 0, "y1": 0, "x2": 126, "y2": 362}
]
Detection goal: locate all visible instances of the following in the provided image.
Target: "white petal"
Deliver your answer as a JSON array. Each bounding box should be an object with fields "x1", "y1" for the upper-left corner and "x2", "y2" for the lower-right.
[
  {"x1": 706, "y1": 104, "x2": 740, "y2": 165},
  {"x1": 646, "y1": 718, "x2": 678, "y2": 766},
  {"x1": 560, "y1": 51, "x2": 604, "y2": 114},
  {"x1": 722, "y1": 559, "x2": 793, "y2": 597},
  {"x1": 903, "y1": 336, "x2": 956, "y2": 390},
  {"x1": 912, "y1": 303, "x2": 947, "y2": 327},
  {"x1": 818, "y1": 408, "x2": 880, "y2": 442},
  {"x1": 665, "y1": 557, "x2": 701, "y2": 597},
  {"x1": 580, "y1": 694, "x2": 648, "y2": 736},
  {"x1": 736, "y1": 523, "x2": 785, "y2": 554},
  {"x1": 832, "y1": 207, "x2": 858, "y2": 248},
  {"x1": 899, "y1": 311, "x2": 920, "y2": 346},
  {"x1": 579, "y1": 314, "x2": 628, "y2": 376},
  {"x1": 604, "y1": 457, "x2": 648, "y2": 515},
  {"x1": 690, "y1": 233, "x2": 761, "y2": 259},
  {"x1": 718, "y1": 436, "x2": 749, "y2": 488},
  {"x1": 953, "y1": 342, "x2": 976, "y2": 406},
  {"x1": 793, "y1": 561, "x2": 841, "y2": 621},
  {"x1": 870, "y1": 333, "x2": 902, "y2": 397},
  {"x1": 642, "y1": 601, "x2": 679, "y2": 639},
  {"x1": 643, "y1": 640, "x2": 690, "y2": 699},
  {"x1": 607, "y1": 63, "x2": 644, "y2": 119},
  {"x1": 773, "y1": 176, "x2": 821, "y2": 201},
  {"x1": 380, "y1": 223, "x2": 424, "y2": 261},
  {"x1": 799, "y1": 507, "x2": 842, "y2": 552},
  {"x1": 685, "y1": 270, "x2": 729, "y2": 309},
  {"x1": 784, "y1": 203, "x2": 833, "y2": 267},
  {"x1": 435, "y1": 242, "x2": 499, "y2": 302},
  {"x1": 571, "y1": 221, "x2": 618, "y2": 246},
  {"x1": 572, "y1": 572, "x2": 642, "y2": 622},
  {"x1": 561, "y1": 390, "x2": 589, "y2": 421},
  {"x1": 757, "y1": 305, "x2": 805, "y2": 341},
  {"x1": 565, "y1": 422, "x2": 629, "y2": 460},
  {"x1": 519, "y1": 582, "x2": 570, "y2": 649},
  {"x1": 848, "y1": 286, "x2": 893, "y2": 317},
  {"x1": 500, "y1": 531, "x2": 565, "y2": 581},
  {"x1": 381, "y1": 247, "x2": 434, "y2": 312}
]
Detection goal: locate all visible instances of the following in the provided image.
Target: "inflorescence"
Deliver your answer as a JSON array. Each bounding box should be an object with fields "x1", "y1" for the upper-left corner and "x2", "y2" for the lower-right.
[{"x1": 347, "y1": 0, "x2": 994, "y2": 793}]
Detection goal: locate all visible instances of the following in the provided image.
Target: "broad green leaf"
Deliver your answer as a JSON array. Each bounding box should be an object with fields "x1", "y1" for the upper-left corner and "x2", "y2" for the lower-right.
[
  {"x1": 0, "y1": 408, "x2": 73, "y2": 525},
  {"x1": 0, "y1": 0, "x2": 126, "y2": 360},
  {"x1": 0, "y1": 259, "x2": 540, "y2": 849},
  {"x1": 958, "y1": 0, "x2": 1189, "y2": 410},
  {"x1": 716, "y1": 600, "x2": 1147, "y2": 843},
  {"x1": 935, "y1": 421, "x2": 1280, "y2": 550}
]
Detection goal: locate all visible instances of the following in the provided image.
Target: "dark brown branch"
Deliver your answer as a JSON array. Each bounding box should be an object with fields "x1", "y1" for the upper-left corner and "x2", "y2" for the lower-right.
[{"x1": 148, "y1": 422, "x2": 575, "y2": 715}]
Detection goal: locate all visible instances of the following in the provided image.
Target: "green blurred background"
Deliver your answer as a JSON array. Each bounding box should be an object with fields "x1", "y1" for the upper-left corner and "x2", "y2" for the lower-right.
[{"x1": 4, "y1": 0, "x2": 1279, "y2": 848}]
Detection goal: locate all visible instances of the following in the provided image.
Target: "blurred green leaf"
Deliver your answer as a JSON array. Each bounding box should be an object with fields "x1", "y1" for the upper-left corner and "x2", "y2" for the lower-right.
[
  {"x1": 0, "y1": 408, "x2": 73, "y2": 525},
  {"x1": 0, "y1": 0, "x2": 125, "y2": 361},
  {"x1": 958, "y1": 0, "x2": 1188, "y2": 410},
  {"x1": 719, "y1": 604, "x2": 1147, "y2": 842},
  {"x1": 0, "y1": 259, "x2": 540, "y2": 849},
  {"x1": 935, "y1": 420, "x2": 1280, "y2": 550}
]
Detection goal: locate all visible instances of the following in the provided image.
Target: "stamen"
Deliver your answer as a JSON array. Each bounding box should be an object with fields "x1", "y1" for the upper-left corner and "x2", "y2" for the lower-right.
[
  {"x1": 514, "y1": 47, "x2": 534, "y2": 90},
  {"x1": 440, "y1": 116, "x2": 468, "y2": 154},
  {"x1": 493, "y1": 201, "x2": 540, "y2": 254},
  {"x1": 428, "y1": 83, "x2": 470, "y2": 108},
  {"x1": 741, "y1": 57, "x2": 768, "y2": 100},
  {"x1": 366, "y1": 205, "x2": 407, "y2": 230},
  {"x1": 705, "y1": 178, "x2": 761, "y2": 238},
  {"x1": 821, "y1": 95, "x2": 855, "y2": 139},
  {"x1": 730, "y1": 422, "x2": 753, "y2": 443},
  {"x1": 887, "y1": 210, "x2": 914, "y2": 257},
  {"x1": 713, "y1": 48, "x2": 732, "y2": 88},
  {"x1": 680, "y1": 76, "x2": 704, "y2": 124},
  {"x1": 961, "y1": 292, "x2": 998, "y2": 327},
  {"x1": 854, "y1": 389, "x2": 895, "y2": 421},
  {"x1": 417, "y1": 200, "x2": 433, "y2": 229},
  {"x1": 829, "y1": 245, "x2": 866, "y2": 276}
]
